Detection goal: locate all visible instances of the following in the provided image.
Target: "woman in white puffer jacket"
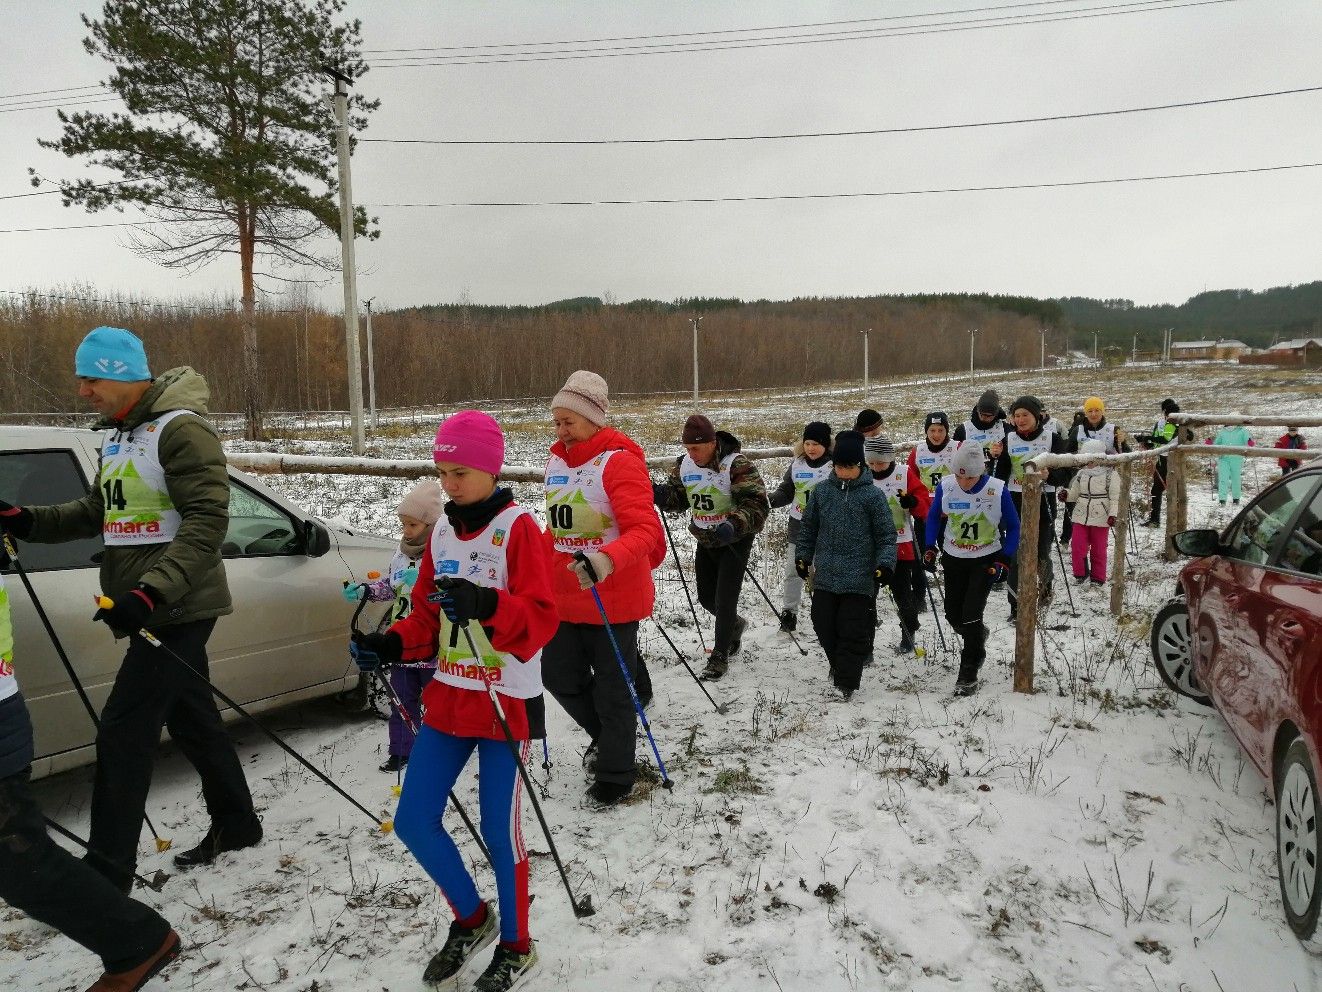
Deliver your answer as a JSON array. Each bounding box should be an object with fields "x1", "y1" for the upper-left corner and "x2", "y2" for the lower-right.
[{"x1": 1064, "y1": 439, "x2": 1120, "y2": 585}]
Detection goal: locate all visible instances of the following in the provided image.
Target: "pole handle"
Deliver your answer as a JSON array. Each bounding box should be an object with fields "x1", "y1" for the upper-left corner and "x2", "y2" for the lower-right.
[{"x1": 573, "y1": 551, "x2": 600, "y2": 586}]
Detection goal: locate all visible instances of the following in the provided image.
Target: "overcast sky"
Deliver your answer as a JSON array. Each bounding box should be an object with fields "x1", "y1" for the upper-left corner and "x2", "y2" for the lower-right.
[{"x1": 2, "y1": 0, "x2": 1319, "y2": 311}]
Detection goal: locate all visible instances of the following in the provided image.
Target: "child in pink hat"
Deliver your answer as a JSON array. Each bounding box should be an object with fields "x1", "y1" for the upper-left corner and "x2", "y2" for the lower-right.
[{"x1": 354, "y1": 410, "x2": 556, "y2": 989}]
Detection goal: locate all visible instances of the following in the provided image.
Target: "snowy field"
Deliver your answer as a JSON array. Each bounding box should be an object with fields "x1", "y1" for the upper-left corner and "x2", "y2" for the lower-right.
[{"x1": 7, "y1": 363, "x2": 1321, "y2": 992}]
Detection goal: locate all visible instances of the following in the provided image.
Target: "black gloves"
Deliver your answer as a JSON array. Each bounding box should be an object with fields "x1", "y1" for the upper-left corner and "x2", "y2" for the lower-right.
[
  {"x1": 873, "y1": 566, "x2": 893, "y2": 589},
  {"x1": 352, "y1": 630, "x2": 403, "y2": 669},
  {"x1": 0, "y1": 501, "x2": 33, "y2": 540},
  {"x1": 710, "y1": 521, "x2": 738, "y2": 546},
  {"x1": 94, "y1": 584, "x2": 158, "y2": 635},
  {"x1": 922, "y1": 548, "x2": 938, "y2": 574},
  {"x1": 794, "y1": 558, "x2": 810, "y2": 579},
  {"x1": 897, "y1": 491, "x2": 918, "y2": 510},
  {"x1": 434, "y1": 577, "x2": 498, "y2": 625}
]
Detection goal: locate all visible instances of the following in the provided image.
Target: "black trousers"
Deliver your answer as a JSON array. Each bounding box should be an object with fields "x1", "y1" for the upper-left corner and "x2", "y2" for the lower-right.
[
  {"x1": 0, "y1": 768, "x2": 170, "y2": 973},
  {"x1": 1149, "y1": 456, "x2": 1168, "y2": 522},
  {"x1": 941, "y1": 554, "x2": 996, "y2": 676},
  {"x1": 878, "y1": 559, "x2": 920, "y2": 633},
  {"x1": 810, "y1": 589, "x2": 875, "y2": 692},
  {"x1": 1007, "y1": 492, "x2": 1054, "y2": 610},
  {"x1": 694, "y1": 535, "x2": 753, "y2": 655},
  {"x1": 542, "y1": 620, "x2": 642, "y2": 787},
  {"x1": 908, "y1": 529, "x2": 929, "y2": 601},
  {"x1": 88, "y1": 618, "x2": 257, "y2": 888}
]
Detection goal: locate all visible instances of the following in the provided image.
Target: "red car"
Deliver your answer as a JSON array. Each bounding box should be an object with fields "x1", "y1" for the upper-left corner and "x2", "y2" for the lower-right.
[{"x1": 1152, "y1": 463, "x2": 1322, "y2": 943}]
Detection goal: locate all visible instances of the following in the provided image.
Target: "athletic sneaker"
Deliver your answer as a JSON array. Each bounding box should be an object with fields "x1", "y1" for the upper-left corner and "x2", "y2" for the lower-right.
[
  {"x1": 473, "y1": 944, "x2": 539, "y2": 992},
  {"x1": 778, "y1": 609, "x2": 796, "y2": 633},
  {"x1": 729, "y1": 616, "x2": 748, "y2": 655},
  {"x1": 423, "y1": 905, "x2": 498, "y2": 986},
  {"x1": 896, "y1": 627, "x2": 915, "y2": 655}
]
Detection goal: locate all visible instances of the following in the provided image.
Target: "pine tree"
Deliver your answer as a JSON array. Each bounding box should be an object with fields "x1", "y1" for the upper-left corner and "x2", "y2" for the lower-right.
[{"x1": 34, "y1": 0, "x2": 378, "y2": 439}]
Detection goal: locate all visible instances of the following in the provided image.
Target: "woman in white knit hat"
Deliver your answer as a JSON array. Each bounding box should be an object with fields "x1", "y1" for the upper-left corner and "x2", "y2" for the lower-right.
[
  {"x1": 343, "y1": 479, "x2": 444, "y2": 772},
  {"x1": 541, "y1": 370, "x2": 665, "y2": 807}
]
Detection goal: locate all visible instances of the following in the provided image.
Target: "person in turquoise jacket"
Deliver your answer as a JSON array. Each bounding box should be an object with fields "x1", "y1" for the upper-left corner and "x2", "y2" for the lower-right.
[{"x1": 1212, "y1": 424, "x2": 1254, "y2": 504}]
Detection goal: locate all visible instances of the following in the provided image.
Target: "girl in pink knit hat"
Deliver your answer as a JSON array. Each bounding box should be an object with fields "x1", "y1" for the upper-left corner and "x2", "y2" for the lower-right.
[{"x1": 352, "y1": 410, "x2": 557, "y2": 990}]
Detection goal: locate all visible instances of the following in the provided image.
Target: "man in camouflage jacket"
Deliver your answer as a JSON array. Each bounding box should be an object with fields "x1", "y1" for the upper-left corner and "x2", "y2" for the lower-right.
[{"x1": 654, "y1": 414, "x2": 769, "y2": 679}]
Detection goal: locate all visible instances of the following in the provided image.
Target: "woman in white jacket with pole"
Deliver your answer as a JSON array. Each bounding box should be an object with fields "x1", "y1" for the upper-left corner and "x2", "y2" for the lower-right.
[{"x1": 1063, "y1": 439, "x2": 1120, "y2": 585}]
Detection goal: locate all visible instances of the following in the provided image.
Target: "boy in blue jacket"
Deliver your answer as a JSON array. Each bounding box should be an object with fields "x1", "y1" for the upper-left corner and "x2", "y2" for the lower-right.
[{"x1": 795, "y1": 430, "x2": 897, "y2": 699}]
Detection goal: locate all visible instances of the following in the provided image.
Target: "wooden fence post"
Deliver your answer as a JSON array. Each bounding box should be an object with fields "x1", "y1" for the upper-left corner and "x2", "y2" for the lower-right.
[
  {"x1": 1013, "y1": 475, "x2": 1041, "y2": 694},
  {"x1": 1110, "y1": 461, "x2": 1132, "y2": 617},
  {"x1": 1163, "y1": 446, "x2": 1185, "y2": 561}
]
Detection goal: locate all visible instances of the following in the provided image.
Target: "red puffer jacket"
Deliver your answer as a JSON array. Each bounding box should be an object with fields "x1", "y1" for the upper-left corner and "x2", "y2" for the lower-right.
[{"x1": 544, "y1": 428, "x2": 665, "y2": 625}]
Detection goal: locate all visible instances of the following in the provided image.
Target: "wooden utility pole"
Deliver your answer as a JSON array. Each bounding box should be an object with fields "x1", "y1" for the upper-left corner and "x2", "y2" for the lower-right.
[{"x1": 1013, "y1": 475, "x2": 1042, "y2": 694}]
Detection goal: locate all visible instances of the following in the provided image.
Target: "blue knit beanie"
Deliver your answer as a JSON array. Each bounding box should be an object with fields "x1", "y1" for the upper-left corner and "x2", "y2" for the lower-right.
[{"x1": 74, "y1": 327, "x2": 151, "y2": 381}]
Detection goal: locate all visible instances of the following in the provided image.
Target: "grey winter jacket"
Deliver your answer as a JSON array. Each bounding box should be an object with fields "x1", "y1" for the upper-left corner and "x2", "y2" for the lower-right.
[{"x1": 795, "y1": 468, "x2": 898, "y2": 597}]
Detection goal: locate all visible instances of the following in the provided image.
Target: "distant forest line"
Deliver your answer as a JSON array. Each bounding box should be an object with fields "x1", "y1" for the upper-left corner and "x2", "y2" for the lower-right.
[{"x1": 1, "y1": 280, "x2": 1316, "y2": 415}]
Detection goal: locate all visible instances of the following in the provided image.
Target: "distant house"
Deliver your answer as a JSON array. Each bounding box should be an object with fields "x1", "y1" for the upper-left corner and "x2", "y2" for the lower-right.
[
  {"x1": 1170, "y1": 338, "x2": 1250, "y2": 360},
  {"x1": 1239, "y1": 337, "x2": 1322, "y2": 366}
]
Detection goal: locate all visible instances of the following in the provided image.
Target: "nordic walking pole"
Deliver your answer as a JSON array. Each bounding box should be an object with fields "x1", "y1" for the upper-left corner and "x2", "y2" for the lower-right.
[
  {"x1": 1051, "y1": 539, "x2": 1078, "y2": 617},
  {"x1": 96, "y1": 596, "x2": 394, "y2": 834},
  {"x1": 43, "y1": 816, "x2": 167, "y2": 892},
  {"x1": 925, "y1": 584, "x2": 949, "y2": 652},
  {"x1": 371, "y1": 665, "x2": 491, "y2": 865},
  {"x1": 658, "y1": 506, "x2": 707, "y2": 654},
  {"x1": 651, "y1": 619, "x2": 726, "y2": 714},
  {"x1": 574, "y1": 554, "x2": 674, "y2": 788},
  {"x1": 442, "y1": 604, "x2": 595, "y2": 918},
  {"x1": 743, "y1": 562, "x2": 808, "y2": 656},
  {"x1": 4, "y1": 536, "x2": 173, "y2": 853}
]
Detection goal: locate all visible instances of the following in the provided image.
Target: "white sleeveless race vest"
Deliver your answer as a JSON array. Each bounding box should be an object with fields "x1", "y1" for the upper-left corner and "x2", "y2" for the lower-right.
[
  {"x1": 912, "y1": 441, "x2": 959, "y2": 494},
  {"x1": 870, "y1": 469, "x2": 912, "y2": 546},
  {"x1": 384, "y1": 549, "x2": 419, "y2": 624},
  {"x1": 429, "y1": 504, "x2": 542, "y2": 699},
  {"x1": 940, "y1": 477, "x2": 1006, "y2": 559},
  {"x1": 1006, "y1": 431, "x2": 1057, "y2": 494},
  {"x1": 961, "y1": 418, "x2": 1006, "y2": 452},
  {"x1": 544, "y1": 450, "x2": 622, "y2": 553},
  {"x1": 99, "y1": 409, "x2": 194, "y2": 546},
  {"x1": 1075, "y1": 421, "x2": 1118, "y2": 454},
  {"x1": 680, "y1": 452, "x2": 736, "y2": 530},
  {"x1": 0, "y1": 575, "x2": 15, "y2": 703},
  {"x1": 788, "y1": 456, "x2": 833, "y2": 520}
]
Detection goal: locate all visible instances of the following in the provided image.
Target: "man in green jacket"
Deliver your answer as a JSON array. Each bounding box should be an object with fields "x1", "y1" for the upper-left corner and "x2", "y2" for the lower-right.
[{"x1": 0, "y1": 327, "x2": 260, "y2": 893}]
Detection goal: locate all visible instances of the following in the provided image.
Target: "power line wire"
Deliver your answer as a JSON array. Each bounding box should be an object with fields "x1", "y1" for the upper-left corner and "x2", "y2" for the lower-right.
[
  {"x1": 2, "y1": 161, "x2": 1313, "y2": 230},
  {"x1": 362, "y1": 84, "x2": 1322, "y2": 146},
  {"x1": 369, "y1": 0, "x2": 1234, "y2": 68},
  {"x1": 363, "y1": 0, "x2": 1087, "y2": 53},
  {"x1": 0, "y1": 180, "x2": 132, "y2": 201},
  {"x1": 362, "y1": 162, "x2": 1322, "y2": 208},
  {"x1": 0, "y1": 84, "x2": 103, "y2": 102},
  {"x1": 0, "y1": 95, "x2": 122, "y2": 115}
]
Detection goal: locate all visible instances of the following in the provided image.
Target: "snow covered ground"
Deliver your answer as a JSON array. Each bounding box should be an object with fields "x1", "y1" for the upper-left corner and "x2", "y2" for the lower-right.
[{"x1": 6, "y1": 363, "x2": 1320, "y2": 991}]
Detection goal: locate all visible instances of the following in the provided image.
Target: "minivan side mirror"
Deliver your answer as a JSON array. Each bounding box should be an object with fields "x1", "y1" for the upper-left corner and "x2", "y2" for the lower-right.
[
  {"x1": 304, "y1": 519, "x2": 332, "y2": 558},
  {"x1": 1172, "y1": 529, "x2": 1223, "y2": 557}
]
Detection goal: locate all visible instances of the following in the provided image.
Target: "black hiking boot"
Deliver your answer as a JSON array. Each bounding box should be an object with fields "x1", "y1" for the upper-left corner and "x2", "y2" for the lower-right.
[
  {"x1": 582, "y1": 739, "x2": 598, "y2": 775},
  {"x1": 953, "y1": 659, "x2": 981, "y2": 697},
  {"x1": 379, "y1": 754, "x2": 409, "y2": 773},
  {"x1": 586, "y1": 781, "x2": 632, "y2": 807},
  {"x1": 897, "y1": 626, "x2": 916, "y2": 655},
  {"x1": 173, "y1": 819, "x2": 262, "y2": 869},
  {"x1": 423, "y1": 904, "x2": 498, "y2": 986},
  {"x1": 729, "y1": 616, "x2": 748, "y2": 655},
  {"x1": 700, "y1": 650, "x2": 729, "y2": 681},
  {"x1": 778, "y1": 609, "x2": 796, "y2": 633}
]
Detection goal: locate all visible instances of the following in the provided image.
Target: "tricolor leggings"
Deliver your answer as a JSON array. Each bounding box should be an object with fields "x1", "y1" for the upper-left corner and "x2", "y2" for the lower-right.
[{"x1": 394, "y1": 727, "x2": 530, "y2": 946}]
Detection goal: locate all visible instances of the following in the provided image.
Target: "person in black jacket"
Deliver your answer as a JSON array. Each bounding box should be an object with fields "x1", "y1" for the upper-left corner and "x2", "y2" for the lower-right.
[
  {"x1": 995, "y1": 396, "x2": 1071, "y2": 620},
  {"x1": 0, "y1": 555, "x2": 179, "y2": 991}
]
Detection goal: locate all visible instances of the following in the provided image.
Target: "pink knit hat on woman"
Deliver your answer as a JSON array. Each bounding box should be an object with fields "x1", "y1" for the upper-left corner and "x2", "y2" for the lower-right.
[{"x1": 433, "y1": 410, "x2": 505, "y2": 475}]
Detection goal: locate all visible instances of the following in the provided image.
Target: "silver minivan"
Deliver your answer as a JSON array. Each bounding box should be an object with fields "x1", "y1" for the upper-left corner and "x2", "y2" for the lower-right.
[{"x1": 1, "y1": 426, "x2": 395, "y2": 778}]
